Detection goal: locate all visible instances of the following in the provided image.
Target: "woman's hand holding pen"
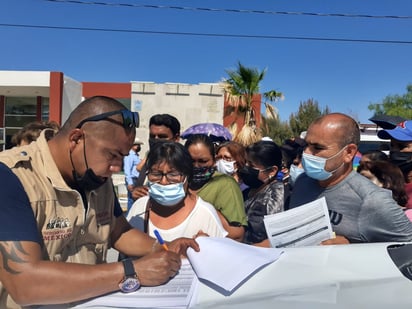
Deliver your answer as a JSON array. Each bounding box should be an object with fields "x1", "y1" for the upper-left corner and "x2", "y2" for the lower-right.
[
  {"x1": 168, "y1": 238, "x2": 200, "y2": 257},
  {"x1": 153, "y1": 229, "x2": 200, "y2": 257}
]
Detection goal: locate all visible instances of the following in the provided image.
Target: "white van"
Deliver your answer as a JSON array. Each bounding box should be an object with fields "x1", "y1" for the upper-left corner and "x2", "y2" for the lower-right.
[{"x1": 359, "y1": 124, "x2": 390, "y2": 154}]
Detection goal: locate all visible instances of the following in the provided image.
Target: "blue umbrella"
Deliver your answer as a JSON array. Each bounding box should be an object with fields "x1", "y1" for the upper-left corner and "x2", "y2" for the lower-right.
[{"x1": 181, "y1": 123, "x2": 232, "y2": 142}]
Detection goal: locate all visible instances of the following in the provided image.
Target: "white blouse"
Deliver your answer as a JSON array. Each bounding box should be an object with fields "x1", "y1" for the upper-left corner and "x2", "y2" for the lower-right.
[{"x1": 127, "y1": 195, "x2": 228, "y2": 241}]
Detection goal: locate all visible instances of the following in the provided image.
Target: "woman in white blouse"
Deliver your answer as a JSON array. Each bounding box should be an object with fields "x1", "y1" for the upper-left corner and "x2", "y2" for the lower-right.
[{"x1": 127, "y1": 141, "x2": 227, "y2": 241}]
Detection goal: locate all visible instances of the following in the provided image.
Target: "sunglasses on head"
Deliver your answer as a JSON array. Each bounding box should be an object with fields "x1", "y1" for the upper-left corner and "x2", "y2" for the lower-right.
[{"x1": 76, "y1": 109, "x2": 139, "y2": 129}]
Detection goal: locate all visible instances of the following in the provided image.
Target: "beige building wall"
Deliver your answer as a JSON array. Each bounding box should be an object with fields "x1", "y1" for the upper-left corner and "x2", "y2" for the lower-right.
[{"x1": 131, "y1": 82, "x2": 224, "y2": 153}]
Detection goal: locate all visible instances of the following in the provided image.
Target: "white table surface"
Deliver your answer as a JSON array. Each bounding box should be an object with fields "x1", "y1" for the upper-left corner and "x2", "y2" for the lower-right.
[
  {"x1": 42, "y1": 242, "x2": 412, "y2": 309},
  {"x1": 192, "y1": 242, "x2": 412, "y2": 309}
]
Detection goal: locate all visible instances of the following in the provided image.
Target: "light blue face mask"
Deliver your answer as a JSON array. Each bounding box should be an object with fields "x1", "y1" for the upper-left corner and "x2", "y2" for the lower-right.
[
  {"x1": 302, "y1": 146, "x2": 346, "y2": 181},
  {"x1": 289, "y1": 164, "x2": 305, "y2": 185},
  {"x1": 148, "y1": 180, "x2": 186, "y2": 207}
]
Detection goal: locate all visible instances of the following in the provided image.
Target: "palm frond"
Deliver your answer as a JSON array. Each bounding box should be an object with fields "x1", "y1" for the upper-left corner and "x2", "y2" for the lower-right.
[
  {"x1": 263, "y1": 90, "x2": 284, "y2": 102},
  {"x1": 265, "y1": 102, "x2": 278, "y2": 120},
  {"x1": 234, "y1": 123, "x2": 262, "y2": 146},
  {"x1": 224, "y1": 62, "x2": 266, "y2": 109},
  {"x1": 227, "y1": 122, "x2": 238, "y2": 140}
]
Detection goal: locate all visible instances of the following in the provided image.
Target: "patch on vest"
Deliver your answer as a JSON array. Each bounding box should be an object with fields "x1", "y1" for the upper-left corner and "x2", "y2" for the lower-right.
[
  {"x1": 96, "y1": 210, "x2": 111, "y2": 225},
  {"x1": 43, "y1": 217, "x2": 73, "y2": 241}
]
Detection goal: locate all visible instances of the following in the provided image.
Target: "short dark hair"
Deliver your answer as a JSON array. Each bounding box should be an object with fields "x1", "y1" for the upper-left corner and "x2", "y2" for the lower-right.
[
  {"x1": 361, "y1": 150, "x2": 388, "y2": 161},
  {"x1": 246, "y1": 141, "x2": 282, "y2": 170},
  {"x1": 184, "y1": 134, "x2": 215, "y2": 158},
  {"x1": 60, "y1": 96, "x2": 127, "y2": 134},
  {"x1": 149, "y1": 114, "x2": 181, "y2": 137},
  {"x1": 281, "y1": 137, "x2": 307, "y2": 168},
  {"x1": 147, "y1": 141, "x2": 193, "y2": 183}
]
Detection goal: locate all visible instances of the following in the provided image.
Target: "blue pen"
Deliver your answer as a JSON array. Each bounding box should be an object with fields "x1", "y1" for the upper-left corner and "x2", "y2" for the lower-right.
[{"x1": 154, "y1": 229, "x2": 169, "y2": 251}]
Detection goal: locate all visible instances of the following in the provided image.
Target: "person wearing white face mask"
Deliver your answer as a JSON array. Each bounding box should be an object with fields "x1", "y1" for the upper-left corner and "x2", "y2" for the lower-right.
[
  {"x1": 288, "y1": 113, "x2": 412, "y2": 245},
  {"x1": 127, "y1": 141, "x2": 227, "y2": 241},
  {"x1": 215, "y1": 141, "x2": 249, "y2": 199},
  {"x1": 216, "y1": 158, "x2": 236, "y2": 175}
]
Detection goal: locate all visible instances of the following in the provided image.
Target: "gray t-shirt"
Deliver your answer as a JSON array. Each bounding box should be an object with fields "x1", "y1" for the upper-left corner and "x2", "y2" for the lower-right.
[{"x1": 289, "y1": 171, "x2": 412, "y2": 243}]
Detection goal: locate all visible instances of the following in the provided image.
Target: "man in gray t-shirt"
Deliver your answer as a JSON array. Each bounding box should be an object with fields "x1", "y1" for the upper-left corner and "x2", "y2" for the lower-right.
[{"x1": 289, "y1": 113, "x2": 412, "y2": 244}]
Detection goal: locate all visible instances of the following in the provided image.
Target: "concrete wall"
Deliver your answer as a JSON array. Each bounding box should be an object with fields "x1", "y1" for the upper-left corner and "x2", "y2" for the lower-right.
[
  {"x1": 62, "y1": 76, "x2": 82, "y2": 123},
  {"x1": 131, "y1": 82, "x2": 224, "y2": 154}
]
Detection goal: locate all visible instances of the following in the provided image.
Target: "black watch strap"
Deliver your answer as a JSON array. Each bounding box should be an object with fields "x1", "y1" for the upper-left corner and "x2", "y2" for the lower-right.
[{"x1": 122, "y1": 258, "x2": 136, "y2": 277}]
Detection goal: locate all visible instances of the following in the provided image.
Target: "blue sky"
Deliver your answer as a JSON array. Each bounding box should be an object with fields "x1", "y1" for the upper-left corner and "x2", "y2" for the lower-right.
[{"x1": 1, "y1": 0, "x2": 412, "y2": 123}]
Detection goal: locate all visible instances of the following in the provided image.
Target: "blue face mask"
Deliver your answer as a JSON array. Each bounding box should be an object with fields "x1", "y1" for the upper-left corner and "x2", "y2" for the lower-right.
[
  {"x1": 289, "y1": 164, "x2": 305, "y2": 185},
  {"x1": 302, "y1": 146, "x2": 346, "y2": 181},
  {"x1": 148, "y1": 180, "x2": 186, "y2": 206}
]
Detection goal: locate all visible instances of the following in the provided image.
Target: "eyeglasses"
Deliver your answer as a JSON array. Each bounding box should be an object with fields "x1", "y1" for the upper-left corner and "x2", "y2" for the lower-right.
[
  {"x1": 147, "y1": 171, "x2": 185, "y2": 184},
  {"x1": 76, "y1": 109, "x2": 139, "y2": 129}
]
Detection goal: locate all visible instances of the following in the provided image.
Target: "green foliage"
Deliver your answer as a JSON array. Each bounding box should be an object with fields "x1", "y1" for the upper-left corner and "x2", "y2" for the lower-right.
[
  {"x1": 263, "y1": 90, "x2": 283, "y2": 103},
  {"x1": 289, "y1": 99, "x2": 330, "y2": 136},
  {"x1": 225, "y1": 61, "x2": 266, "y2": 110},
  {"x1": 260, "y1": 116, "x2": 293, "y2": 145},
  {"x1": 368, "y1": 84, "x2": 412, "y2": 119}
]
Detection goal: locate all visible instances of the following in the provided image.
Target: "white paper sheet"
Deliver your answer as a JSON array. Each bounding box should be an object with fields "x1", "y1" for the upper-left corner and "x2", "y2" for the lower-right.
[
  {"x1": 72, "y1": 259, "x2": 198, "y2": 308},
  {"x1": 264, "y1": 197, "x2": 333, "y2": 248},
  {"x1": 186, "y1": 237, "x2": 283, "y2": 294}
]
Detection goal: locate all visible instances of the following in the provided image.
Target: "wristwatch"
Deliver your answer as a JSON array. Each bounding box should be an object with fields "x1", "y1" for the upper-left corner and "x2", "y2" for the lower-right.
[{"x1": 119, "y1": 258, "x2": 141, "y2": 293}]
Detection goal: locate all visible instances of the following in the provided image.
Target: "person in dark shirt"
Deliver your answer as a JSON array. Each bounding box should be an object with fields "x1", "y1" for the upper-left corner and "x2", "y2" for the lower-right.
[{"x1": 0, "y1": 96, "x2": 198, "y2": 308}]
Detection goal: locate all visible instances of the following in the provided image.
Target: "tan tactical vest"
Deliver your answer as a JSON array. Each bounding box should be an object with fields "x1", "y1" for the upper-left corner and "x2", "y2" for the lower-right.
[{"x1": 0, "y1": 131, "x2": 117, "y2": 308}]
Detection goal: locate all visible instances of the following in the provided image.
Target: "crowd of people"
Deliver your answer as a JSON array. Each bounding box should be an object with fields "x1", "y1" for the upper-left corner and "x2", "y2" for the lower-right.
[{"x1": 1, "y1": 95, "x2": 412, "y2": 308}]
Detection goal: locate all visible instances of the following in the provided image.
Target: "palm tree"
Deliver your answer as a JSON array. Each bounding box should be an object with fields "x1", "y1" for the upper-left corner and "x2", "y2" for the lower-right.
[
  {"x1": 223, "y1": 62, "x2": 282, "y2": 146},
  {"x1": 263, "y1": 90, "x2": 284, "y2": 120},
  {"x1": 224, "y1": 62, "x2": 265, "y2": 126}
]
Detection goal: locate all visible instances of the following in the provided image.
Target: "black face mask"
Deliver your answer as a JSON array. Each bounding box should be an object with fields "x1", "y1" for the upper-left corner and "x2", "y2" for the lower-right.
[
  {"x1": 189, "y1": 166, "x2": 216, "y2": 190},
  {"x1": 238, "y1": 166, "x2": 264, "y2": 189},
  {"x1": 149, "y1": 138, "x2": 159, "y2": 150},
  {"x1": 72, "y1": 168, "x2": 107, "y2": 192},
  {"x1": 390, "y1": 151, "x2": 412, "y2": 173},
  {"x1": 70, "y1": 135, "x2": 107, "y2": 192},
  {"x1": 149, "y1": 138, "x2": 170, "y2": 150}
]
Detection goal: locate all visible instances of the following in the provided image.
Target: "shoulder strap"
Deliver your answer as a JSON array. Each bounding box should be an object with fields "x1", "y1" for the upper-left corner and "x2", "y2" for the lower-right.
[
  {"x1": 135, "y1": 164, "x2": 147, "y2": 186},
  {"x1": 143, "y1": 199, "x2": 152, "y2": 233}
]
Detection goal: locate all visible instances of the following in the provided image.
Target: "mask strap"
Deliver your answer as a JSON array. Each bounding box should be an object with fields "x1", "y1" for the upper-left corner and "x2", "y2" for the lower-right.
[
  {"x1": 82, "y1": 133, "x2": 90, "y2": 169},
  {"x1": 329, "y1": 161, "x2": 344, "y2": 175},
  {"x1": 326, "y1": 146, "x2": 348, "y2": 175},
  {"x1": 69, "y1": 149, "x2": 77, "y2": 173},
  {"x1": 328, "y1": 145, "x2": 348, "y2": 160},
  {"x1": 144, "y1": 200, "x2": 152, "y2": 233}
]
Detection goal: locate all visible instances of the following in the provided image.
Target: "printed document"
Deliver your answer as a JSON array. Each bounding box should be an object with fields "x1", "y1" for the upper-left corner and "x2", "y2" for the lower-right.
[
  {"x1": 187, "y1": 236, "x2": 283, "y2": 294},
  {"x1": 71, "y1": 238, "x2": 284, "y2": 307},
  {"x1": 264, "y1": 196, "x2": 333, "y2": 248},
  {"x1": 73, "y1": 259, "x2": 198, "y2": 308}
]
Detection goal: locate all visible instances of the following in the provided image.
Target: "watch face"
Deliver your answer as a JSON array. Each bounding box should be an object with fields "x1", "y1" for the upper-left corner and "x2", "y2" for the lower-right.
[{"x1": 119, "y1": 277, "x2": 141, "y2": 293}]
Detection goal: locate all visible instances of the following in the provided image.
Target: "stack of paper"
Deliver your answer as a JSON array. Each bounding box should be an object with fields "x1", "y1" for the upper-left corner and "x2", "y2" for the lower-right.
[
  {"x1": 73, "y1": 259, "x2": 197, "y2": 308},
  {"x1": 187, "y1": 237, "x2": 283, "y2": 294},
  {"x1": 71, "y1": 237, "x2": 283, "y2": 308}
]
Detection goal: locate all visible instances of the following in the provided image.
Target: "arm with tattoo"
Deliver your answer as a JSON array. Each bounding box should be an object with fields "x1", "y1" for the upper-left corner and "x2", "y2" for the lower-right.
[{"x1": 0, "y1": 241, "x2": 30, "y2": 274}]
